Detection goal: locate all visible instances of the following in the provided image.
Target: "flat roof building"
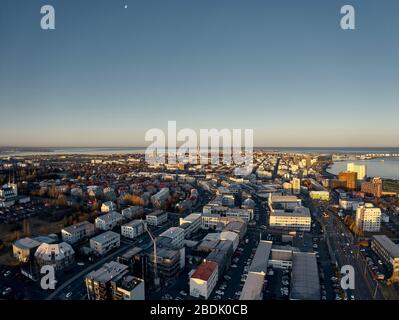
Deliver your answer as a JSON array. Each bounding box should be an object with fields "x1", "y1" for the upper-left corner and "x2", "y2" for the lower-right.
[{"x1": 290, "y1": 252, "x2": 320, "y2": 300}]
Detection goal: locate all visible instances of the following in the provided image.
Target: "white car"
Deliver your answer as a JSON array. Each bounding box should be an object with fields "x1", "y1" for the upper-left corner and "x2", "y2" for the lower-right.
[{"x1": 65, "y1": 292, "x2": 73, "y2": 299}]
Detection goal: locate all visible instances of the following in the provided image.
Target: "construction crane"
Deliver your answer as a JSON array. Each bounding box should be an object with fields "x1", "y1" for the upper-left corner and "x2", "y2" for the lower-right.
[{"x1": 144, "y1": 223, "x2": 160, "y2": 287}]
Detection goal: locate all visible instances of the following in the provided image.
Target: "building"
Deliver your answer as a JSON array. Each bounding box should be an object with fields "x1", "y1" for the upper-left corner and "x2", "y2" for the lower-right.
[
  {"x1": 338, "y1": 171, "x2": 358, "y2": 190},
  {"x1": 90, "y1": 231, "x2": 121, "y2": 255},
  {"x1": 179, "y1": 213, "x2": 202, "y2": 238},
  {"x1": 361, "y1": 177, "x2": 383, "y2": 198},
  {"x1": 290, "y1": 252, "x2": 320, "y2": 300},
  {"x1": 268, "y1": 194, "x2": 302, "y2": 211},
  {"x1": 146, "y1": 210, "x2": 168, "y2": 226},
  {"x1": 151, "y1": 188, "x2": 170, "y2": 208},
  {"x1": 85, "y1": 261, "x2": 145, "y2": 300},
  {"x1": 347, "y1": 163, "x2": 367, "y2": 180},
  {"x1": 121, "y1": 220, "x2": 146, "y2": 239},
  {"x1": 201, "y1": 214, "x2": 246, "y2": 231},
  {"x1": 34, "y1": 242, "x2": 75, "y2": 270},
  {"x1": 339, "y1": 198, "x2": 363, "y2": 211},
  {"x1": 159, "y1": 227, "x2": 185, "y2": 248},
  {"x1": 202, "y1": 204, "x2": 253, "y2": 222},
  {"x1": 0, "y1": 183, "x2": 18, "y2": 207},
  {"x1": 223, "y1": 220, "x2": 247, "y2": 239},
  {"x1": 121, "y1": 206, "x2": 144, "y2": 220},
  {"x1": 190, "y1": 260, "x2": 218, "y2": 300},
  {"x1": 13, "y1": 237, "x2": 42, "y2": 263},
  {"x1": 101, "y1": 201, "x2": 116, "y2": 213},
  {"x1": 61, "y1": 221, "x2": 95, "y2": 244},
  {"x1": 269, "y1": 206, "x2": 311, "y2": 231},
  {"x1": 148, "y1": 246, "x2": 182, "y2": 280},
  {"x1": 292, "y1": 178, "x2": 301, "y2": 195},
  {"x1": 371, "y1": 235, "x2": 399, "y2": 282},
  {"x1": 355, "y1": 203, "x2": 381, "y2": 232},
  {"x1": 309, "y1": 191, "x2": 330, "y2": 201},
  {"x1": 240, "y1": 241, "x2": 272, "y2": 300},
  {"x1": 95, "y1": 211, "x2": 123, "y2": 230}
]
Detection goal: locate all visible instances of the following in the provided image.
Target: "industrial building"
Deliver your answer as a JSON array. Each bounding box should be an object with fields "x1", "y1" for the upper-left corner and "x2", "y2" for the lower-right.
[
  {"x1": 290, "y1": 252, "x2": 320, "y2": 300},
  {"x1": 240, "y1": 241, "x2": 272, "y2": 300}
]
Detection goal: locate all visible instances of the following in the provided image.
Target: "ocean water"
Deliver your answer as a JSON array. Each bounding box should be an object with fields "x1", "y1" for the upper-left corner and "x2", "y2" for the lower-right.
[{"x1": 327, "y1": 157, "x2": 399, "y2": 180}]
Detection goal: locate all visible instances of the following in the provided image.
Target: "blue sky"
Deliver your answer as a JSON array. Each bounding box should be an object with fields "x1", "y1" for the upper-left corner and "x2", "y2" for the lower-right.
[{"x1": 0, "y1": 0, "x2": 398, "y2": 147}]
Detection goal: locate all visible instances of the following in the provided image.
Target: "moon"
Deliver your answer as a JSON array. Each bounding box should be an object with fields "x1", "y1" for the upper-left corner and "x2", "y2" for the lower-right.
[{"x1": 124, "y1": 5, "x2": 128, "y2": 9}]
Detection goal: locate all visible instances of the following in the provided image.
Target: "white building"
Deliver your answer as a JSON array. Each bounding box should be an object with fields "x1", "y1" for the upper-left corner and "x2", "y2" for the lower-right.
[
  {"x1": 61, "y1": 221, "x2": 95, "y2": 244},
  {"x1": 95, "y1": 211, "x2": 123, "y2": 230},
  {"x1": 101, "y1": 201, "x2": 116, "y2": 213},
  {"x1": 269, "y1": 206, "x2": 311, "y2": 231},
  {"x1": 179, "y1": 213, "x2": 202, "y2": 238},
  {"x1": 121, "y1": 206, "x2": 144, "y2": 220},
  {"x1": 90, "y1": 231, "x2": 121, "y2": 255},
  {"x1": 34, "y1": 242, "x2": 75, "y2": 270},
  {"x1": 121, "y1": 220, "x2": 146, "y2": 239},
  {"x1": 190, "y1": 260, "x2": 218, "y2": 300},
  {"x1": 146, "y1": 210, "x2": 168, "y2": 226},
  {"x1": 347, "y1": 163, "x2": 367, "y2": 180},
  {"x1": 356, "y1": 203, "x2": 381, "y2": 232},
  {"x1": 151, "y1": 188, "x2": 170, "y2": 208},
  {"x1": 339, "y1": 198, "x2": 363, "y2": 211},
  {"x1": 160, "y1": 227, "x2": 185, "y2": 248}
]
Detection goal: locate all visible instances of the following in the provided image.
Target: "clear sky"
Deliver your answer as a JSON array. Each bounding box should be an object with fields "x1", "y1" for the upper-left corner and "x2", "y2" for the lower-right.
[{"x1": 0, "y1": 0, "x2": 398, "y2": 147}]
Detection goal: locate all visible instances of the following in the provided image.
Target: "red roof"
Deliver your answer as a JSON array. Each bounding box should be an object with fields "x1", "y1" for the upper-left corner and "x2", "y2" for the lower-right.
[{"x1": 191, "y1": 261, "x2": 218, "y2": 281}]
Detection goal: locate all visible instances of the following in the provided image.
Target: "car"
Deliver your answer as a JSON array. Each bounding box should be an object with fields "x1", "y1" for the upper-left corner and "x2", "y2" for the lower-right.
[
  {"x1": 224, "y1": 275, "x2": 231, "y2": 281},
  {"x1": 214, "y1": 295, "x2": 222, "y2": 300},
  {"x1": 350, "y1": 295, "x2": 355, "y2": 300},
  {"x1": 175, "y1": 297, "x2": 183, "y2": 300},
  {"x1": 3, "y1": 271, "x2": 11, "y2": 277},
  {"x1": 2, "y1": 287, "x2": 12, "y2": 296},
  {"x1": 321, "y1": 295, "x2": 327, "y2": 300},
  {"x1": 179, "y1": 291, "x2": 187, "y2": 296},
  {"x1": 231, "y1": 264, "x2": 238, "y2": 268},
  {"x1": 65, "y1": 292, "x2": 73, "y2": 299}
]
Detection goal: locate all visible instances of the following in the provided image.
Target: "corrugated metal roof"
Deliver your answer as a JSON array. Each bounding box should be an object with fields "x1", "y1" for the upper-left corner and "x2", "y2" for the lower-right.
[{"x1": 290, "y1": 252, "x2": 320, "y2": 300}]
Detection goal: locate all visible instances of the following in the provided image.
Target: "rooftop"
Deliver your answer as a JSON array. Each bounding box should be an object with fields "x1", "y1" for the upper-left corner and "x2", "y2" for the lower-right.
[
  {"x1": 191, "y1": 260, "x2": 218, "y2": 281},
  {"x1": 373, "y1": 235, "x2": 399, "y2": 258},
  {"x1": 62, "y1": 221, "x2": 93, "y2": 233},
  {"x1": 90, "y1": 231, "x2": 120, "y2": 244},
  {"x1": 290, "y1": 252, "x2": 320, "y2": 300},
  {"x1": 249, "y1": 240, "x2": 272, "y2": 274},
  {"x1": 13, "y1": 237, "x2": 41, "y2": 250},
  {"x1": 86, "y1": 261, "x2": 128, "y2": 283}
]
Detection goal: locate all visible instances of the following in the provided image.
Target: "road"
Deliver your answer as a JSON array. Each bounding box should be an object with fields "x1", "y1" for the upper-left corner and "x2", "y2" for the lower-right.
[{"x1": 306, "y1": 195, "x2": 383, "y2": 300}]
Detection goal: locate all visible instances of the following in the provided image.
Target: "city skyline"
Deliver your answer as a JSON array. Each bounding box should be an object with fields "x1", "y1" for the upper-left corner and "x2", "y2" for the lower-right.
[{"x1": 1, "y1": 0, "x2": 399, "y2": 147}]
